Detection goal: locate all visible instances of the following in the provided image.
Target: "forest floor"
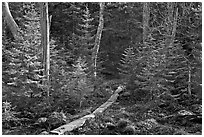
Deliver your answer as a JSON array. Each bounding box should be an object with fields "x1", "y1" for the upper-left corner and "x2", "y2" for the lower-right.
[
  {"x1": 2, "y1": 84, "x2": 202, "y2": 135},
  {"x1": 65, "y1": 92, "x2": 202, "y2": 135}
]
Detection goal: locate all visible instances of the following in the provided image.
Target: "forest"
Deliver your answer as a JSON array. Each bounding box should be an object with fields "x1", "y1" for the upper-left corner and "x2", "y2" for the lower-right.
[{"x1": 2, "y1": 2, "x2": 202, "y2": 135}]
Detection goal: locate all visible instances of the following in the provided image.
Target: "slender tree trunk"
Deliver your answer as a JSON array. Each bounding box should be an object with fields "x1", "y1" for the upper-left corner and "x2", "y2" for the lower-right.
[
  {"x1": 166, "y1": 3, "x2": 174, "y2": 36},
  {"x1": 169, "y1": 6, "x2": 178, "y2": 47},
  {"x1": 40, "y1": 2, "x2": 50, "y2": 97},
  {"x1": 3, "y1": 2, "x2": 20, "y2": 40},
  {"x1": 171, "y1": 7, "x2": 178, "y2": 40},
  {"x1": 143, "y1": 2, "x2": 150, "y2": 44},
  {"x1": 92, "y1": 2, "x2": 105, "y2": 78},
  {"x1": 183, "y1": 56, "x2": 192, "y2": 96},
  {"x1": 188, "y1": 63, "x2": 192, "y2": 95}
]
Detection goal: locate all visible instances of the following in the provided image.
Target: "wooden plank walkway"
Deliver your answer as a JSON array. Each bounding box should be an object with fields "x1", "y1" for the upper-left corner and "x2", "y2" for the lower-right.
[{"x1": 49, "y1": 85, "x2": 125, "y2": 135}]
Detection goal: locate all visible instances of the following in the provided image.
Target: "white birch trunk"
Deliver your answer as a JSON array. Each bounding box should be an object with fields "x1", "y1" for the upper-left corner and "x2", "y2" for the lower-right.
[
  {"x1": 3, "y1": 2, "x2": 20, "y2": 40},
  {"x1": 93, "y1": 2, "x2": 105, "y2": 78}
]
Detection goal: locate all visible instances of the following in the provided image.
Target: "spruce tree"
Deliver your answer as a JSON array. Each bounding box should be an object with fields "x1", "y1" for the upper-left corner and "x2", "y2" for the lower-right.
[
  {"x1": 118, "y1": 47, "x2": 135, "y2": 80},
  {"x1": 2, "y1": 3, "x2": 42, "y2": 97},
  {"x1": 74, "y1": 4, "x2": 96, "y2": 60}
]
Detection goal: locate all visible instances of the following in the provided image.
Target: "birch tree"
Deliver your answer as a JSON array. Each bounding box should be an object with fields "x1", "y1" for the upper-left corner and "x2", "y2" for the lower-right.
[
  {"x1": 3, "y1": 2, "x2": 21, "y2": 40},
  {"x1": 92, "y1": 2, "x2": 105, "y2": 78}
]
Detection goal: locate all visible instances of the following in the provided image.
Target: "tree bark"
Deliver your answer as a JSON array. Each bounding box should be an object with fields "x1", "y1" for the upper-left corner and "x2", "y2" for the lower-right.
[
  {"x1": 187, "y1": 63, "x2": 192, "y2": 95},
  {"x1": 143, "y1": 2, "x2": 150, "y2": 44},
  {"x1": 164, "y1": 2, "x2": 178, "y2": 62},
  {"x1": 92, "y1": 2, "x2": 105, "y2": 78},
  {"x1": 40, "y1": 2, "x2": 50, "y2": 97},
  {"x1": 165, "y1": 3, "x2": 178, "y2": 47},
  {"x1": 3, "y1": 2, "x2": 20, "y2": 40},
  {"x1": 166, "y1": 2, "x2": 174, "y2": 36},
  {"x1": 169, "y1": 5, "x2": 178, "y2": 47}
]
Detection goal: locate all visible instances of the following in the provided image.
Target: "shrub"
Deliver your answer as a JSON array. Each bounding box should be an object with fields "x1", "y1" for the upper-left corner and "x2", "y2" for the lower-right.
[{"x1": 2, "y1": 101, "x2": 21, "y2": 128}]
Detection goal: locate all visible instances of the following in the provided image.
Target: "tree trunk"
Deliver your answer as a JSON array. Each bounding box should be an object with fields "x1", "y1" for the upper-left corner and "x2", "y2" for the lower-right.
[
  {"x1": 3, "y1": 2, "x2": 20, "y2": 40},
  {"x1": 92, "y1": 2, "x2": 105, "y2": 78},
  {"x1": 171, "y1": 7, "x2": 178, "y2": 42},
  {"x1": 143, "y1": 2, "x2": 150, "y2": 44},
  {"x1": 188, "y1": 63, "x2": 192, "y2": 95},
  {"x1": 40, "y1": 2, "x2": 50, "y2": 97},
  {"x1": 183, "y1": 56, "x2": 192, "y2": 96},
  {"x1": 164, "y1": 2, "x2": 178, "y2": 65},
  {"x1": 165, "y1": 2, "x2": 178, "y2": 47},
  {"x1": 166, "y1": 2, "x2": 174, "y2": 36}
]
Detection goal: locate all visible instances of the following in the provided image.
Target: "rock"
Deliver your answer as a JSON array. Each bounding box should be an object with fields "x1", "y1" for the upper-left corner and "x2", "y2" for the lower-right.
[
  {"x1": 106, "y1": 122, "x2": 116, "y2": 130},
  {"x1": 122, "y1": 125, "x2": 135, "y2": 135},
  {"x1": 116, "y1": 119, "x2": 130, "y2": 129},
  {"x1": 40, "y1": 131, "x2": 49, "y2": 135}
]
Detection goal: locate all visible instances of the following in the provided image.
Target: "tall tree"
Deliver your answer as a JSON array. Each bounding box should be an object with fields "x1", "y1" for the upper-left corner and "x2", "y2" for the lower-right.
[
  {"x1": 163, "y1": 3, "x2": 194, "y2": 96},
  {"x1": 40, "y1": 2, "x2": 50, "y2": 97},
  {"x1": 74, "y1": 4, "x2": 96, "y2": 60},
  {"x1": 92, "y1": 2, "x2": 105, "y2": 78},
  {"x1": 3, "y1": 2, "x2": 21, "y2": 40},
  {"x1": 165, "y1": 2, "x2": 178, "y2": 47},
  {"x1": 143, "y1": 2, "x2": 150, "y2": 44}
]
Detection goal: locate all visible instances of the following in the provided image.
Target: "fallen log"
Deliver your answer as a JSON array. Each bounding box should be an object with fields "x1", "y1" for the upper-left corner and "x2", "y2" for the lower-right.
[{"x1": 49, "y1": 85, "x2": 125, "y2": 135}]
